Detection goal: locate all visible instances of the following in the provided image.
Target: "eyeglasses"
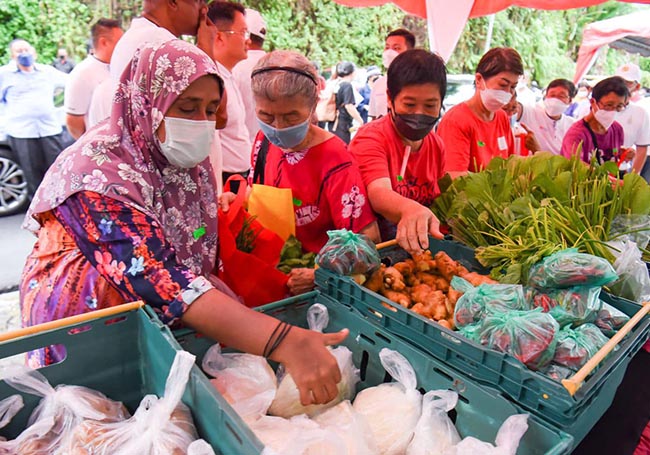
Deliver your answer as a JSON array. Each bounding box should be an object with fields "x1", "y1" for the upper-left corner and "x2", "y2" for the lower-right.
[
  {"x1": 221, "y1": 30, "x2": 250, "y2": 40},
  {"x1": 597, "y1": 101, "x2": 628, "y2": 112}
]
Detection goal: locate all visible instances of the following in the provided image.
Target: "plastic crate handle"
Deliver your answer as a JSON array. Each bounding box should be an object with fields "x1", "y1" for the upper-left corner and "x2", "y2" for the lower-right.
[
  {"x1": 0, "y1": 301, "x2": 145, "y2": 343},
  {"x1": 562, "y1": 301, "x2": 650, "y2": 396}
]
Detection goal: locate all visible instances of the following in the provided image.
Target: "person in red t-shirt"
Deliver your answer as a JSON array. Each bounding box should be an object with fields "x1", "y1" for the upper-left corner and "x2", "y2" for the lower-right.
[
  {"x1": 437, "y1": 47, "x2": 524, "y2": 177},
  {"x1": 222, "y1": 50, "x2": 379, "y2": 295},
  {"x1": 349, "y1": 49, "x2": 446, "y2": 254}
]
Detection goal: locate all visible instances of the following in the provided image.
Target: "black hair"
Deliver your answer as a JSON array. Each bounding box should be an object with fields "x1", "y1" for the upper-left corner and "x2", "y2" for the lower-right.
[
  {"x1": 547, "y1": 78, "x2": 577, "y2": 99},
  {"x1": 90, "y1": 18, "x2": 121, "y2": 48},
  {"x1": 591, "y1": 76, "x2": 630, "y2": 102},
  {"x1": 386, "y1": 28, "x2": 415, "y2": 49},
  {"x1": 336, "y1": 61, "x2": 355, "y2": 77},
  {"x1": 476, "y1": 47, "x2": 524, "y2": 80},
  {"x1": 207, "y1": 1, "x2": 246, "y2": 29},
  {"x1": 250, "y1": 34, "x2": 264, "y2": 48},
  {"x1": 387, "y1": 49, "x2": 447, "y2": 100}
]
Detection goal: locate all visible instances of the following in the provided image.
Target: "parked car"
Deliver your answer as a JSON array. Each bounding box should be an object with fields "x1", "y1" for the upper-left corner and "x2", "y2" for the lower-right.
[
  {"x1": 0, "y1": 126, "x2": 30, "y2": 217},
  {"x1": 443, "y1": 74, "x2": 475, "y2": 113}
]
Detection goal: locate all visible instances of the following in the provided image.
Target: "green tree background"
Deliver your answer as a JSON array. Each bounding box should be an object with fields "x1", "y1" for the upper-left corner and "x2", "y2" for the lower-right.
[{"x1": 0, "y1": 0, "x2": 647, "y2": 87}]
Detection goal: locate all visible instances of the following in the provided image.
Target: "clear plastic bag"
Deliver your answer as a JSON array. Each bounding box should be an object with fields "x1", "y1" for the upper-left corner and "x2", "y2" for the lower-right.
[
  {"x1": 313, "y1": 400, "x2": 379, "y2": 454},
  {"x1": 406, "y1": 390, "x2": 461, "y2": 455},
  {"x1": 0, "y1": 395, "x2": 23, "y2": 430},
  {"x1": 448, "y1": 414, "x2": 529, "y2": 455},
  {"x1": 316, "y1": 229, "x2": 381, "y2": 275},
  {"x1": 452, "y1": 277, "x2": 528, "y2": 328},
  {"x1": 607, "y1": 240, "x2": 650, "y2": 303},
  {"x1": 0, "y1": 366, "x2": 129, "y2": 454},
  {"x1": 595, "y1": 301, "x2": 630, "y2": 337},
  {"x1": 269, "y1": 304, "x2": 359, "y2": 418},
  {"x1": 353, "y1": 348, "x2": 423, "y2": 455},
  {"x1": 527, "y1": 249, "x2": 618, "y2": 289},
  {"x1": 552, "y1": 323, "x2": 610, "y2": 371},
  {"x1": 202, "y1": 343, "x2": 277, "y2": 423},
  {"x1": 479, "y1": 309, "x2": 559, "y2": 371},
  {"x1": 187, "y1": 439, "x2": 216, "y2": 455},
  {"x1": 251, "y1": 414, "x2": 347, "y2": 455},
  {"x1": 542, "y1": 364, "x2": 575, "y2": 382},
  {"x1": 610, "y1": 214, "x2": 650, "y2": 250},
  {"x1": 65, "y1": 350, "x2": 199, "y2": 454}
]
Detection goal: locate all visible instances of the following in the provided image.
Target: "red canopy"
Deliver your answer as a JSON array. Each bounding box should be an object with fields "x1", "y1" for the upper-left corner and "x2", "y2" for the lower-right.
[
  {"x1": 573, "y1": 10, "x2": 650, "y2": 83},
  {"x1": 334, "y1": 0, "x2": 650, "y2": 61}
]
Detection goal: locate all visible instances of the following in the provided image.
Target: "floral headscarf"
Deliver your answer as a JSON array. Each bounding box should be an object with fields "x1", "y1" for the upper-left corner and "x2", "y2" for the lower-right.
[{"x1": 27, "y1": 40, "x2": 223, "y2": 277}]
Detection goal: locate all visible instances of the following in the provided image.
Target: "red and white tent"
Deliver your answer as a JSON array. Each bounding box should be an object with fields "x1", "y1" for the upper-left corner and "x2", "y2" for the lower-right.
[
  {"x1": 573, "y1": 9, "x2": 650, "y2": 83},
  {"x1": 333, "y1": 0, "x2": 650, "y2": 62}
]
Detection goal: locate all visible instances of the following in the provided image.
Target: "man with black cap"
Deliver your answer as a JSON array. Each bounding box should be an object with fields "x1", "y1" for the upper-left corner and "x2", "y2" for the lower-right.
[{"x1": 233, "y1": 8, "x2": 267, "y2": 143}]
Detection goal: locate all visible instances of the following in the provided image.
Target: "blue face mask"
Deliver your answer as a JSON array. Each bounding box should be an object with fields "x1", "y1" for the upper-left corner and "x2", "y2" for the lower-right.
[
  {"x1": 257, "y1": 118, "x2": 310, "y2": 150},
  {"x1": 509, "y1": 113, "x2": 517, "y2": 128},
  {"x1": 17, "y1": 52, "x2": 34, "y2": 68}
]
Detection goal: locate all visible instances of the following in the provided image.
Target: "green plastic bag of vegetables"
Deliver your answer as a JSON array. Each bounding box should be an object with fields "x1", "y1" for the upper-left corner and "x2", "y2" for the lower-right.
[
  {"x1": 316, "y1": 229, "x2": 380, "y2": 275},
  {"x1": 526, "y1": 286, "x2": 602, "y2": 328},
  {"x1": 527, "y1": 249, "x2": 618, "y2": 289},
  {"x1": 595, "y1": 301, "x2": 630, "y2": 337},
  {"x1": 552, "y1": 323, "x2": 610, "y2": 371},
  {"x1": 452, "y1": 277, "x2": 529, "y2": 328},
  {"x1": 478, "y1": 309, "x2": 559, "y2": 371}
]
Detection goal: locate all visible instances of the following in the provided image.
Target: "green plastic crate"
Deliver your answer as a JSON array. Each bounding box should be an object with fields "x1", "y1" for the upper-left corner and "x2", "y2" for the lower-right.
[
  {"x1": 314, "y1": 238, "x2": 650, "y2": 444},
  {"x1": 0, "y1": 305, "x2": 257, "y2": 454},
  {"x1": 176, "y1": 291, "x2": 574, "y2": 454}
]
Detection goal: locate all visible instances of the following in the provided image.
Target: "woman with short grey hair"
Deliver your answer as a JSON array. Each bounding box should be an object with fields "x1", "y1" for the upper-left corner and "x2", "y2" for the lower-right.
[{"x1": 229, "y1": 50, "x2": 379, "y2": 295}]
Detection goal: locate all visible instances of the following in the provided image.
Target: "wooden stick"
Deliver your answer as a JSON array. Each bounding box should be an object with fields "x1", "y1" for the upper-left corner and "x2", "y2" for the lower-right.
[
  {"x1": 0, "y1": 301, "x2": 145, "y2": 343},
  {"x1": 562, "y1": 301, "x2": 650, "y2": 396},
  {"x1": 376, "y1": 239, "x2": 399, "y2": 250}
]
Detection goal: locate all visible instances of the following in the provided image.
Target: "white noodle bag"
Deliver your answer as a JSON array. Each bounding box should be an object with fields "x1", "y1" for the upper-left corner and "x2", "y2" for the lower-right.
[
  {"x1": 407, "y1": 390, "x2": 461, "y2": 455},
  {"x1": 202, "y1": 343, "x2": 276, "y2": 422},
  {"x1": 269, "y1": 304, "x2": 359, "y2": 418},
  {"x1": 252, "y1": 414, "x2": 346, "y2": 455},
  {"x1": 447, "y1": 414, "x2": 529, "y2": 455},
  {"x1": 353, "y1": 348, "x2": 422, "y2": 455},
  {"x1": 187, "y1": 439, "x2": 216, "y2": 455},
  {"x1": 313, "y1": 400, "x2": 379, "y2": 454}
]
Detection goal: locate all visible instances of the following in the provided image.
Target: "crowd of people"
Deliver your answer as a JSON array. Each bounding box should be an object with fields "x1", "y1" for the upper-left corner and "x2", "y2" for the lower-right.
[{"x1": 1, "y1": 0, "x2": 650, "y2": 440}]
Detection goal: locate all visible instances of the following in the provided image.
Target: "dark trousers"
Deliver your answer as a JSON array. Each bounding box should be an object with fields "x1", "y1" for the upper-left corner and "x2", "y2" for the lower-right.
[
  {"x1": 8, "y1": 133, "x2": 68, "y2": 194},
  {"x1": 222, "y1": 170, "x2": 250, "y2": 194}
]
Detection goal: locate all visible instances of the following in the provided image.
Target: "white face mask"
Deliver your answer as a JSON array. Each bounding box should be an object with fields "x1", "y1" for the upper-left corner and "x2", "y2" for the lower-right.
[
  {"x1": 544, "y1": 97, "x2": 568, "y2": 118},
  {"x1": 594, "y1": 108, "x2": 617, "y2": 130},
  {"x1": 382, "y1": 49, "x2": 399, "y2": 69},
  {"x1": 479, "y1": 87, "x2": 513, "y2": 112},
  {"x1": 157, "y1": 117, "x2": 215, "y2": 168}
]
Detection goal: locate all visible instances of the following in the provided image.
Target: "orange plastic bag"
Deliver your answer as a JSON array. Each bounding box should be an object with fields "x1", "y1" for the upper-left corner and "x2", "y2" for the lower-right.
[
  {"x1": 248, "y1": 184, "x2": 295, "y2": 241},
  {"x1": 218, "y1": 176, "x2": 289, "y2": 307}
]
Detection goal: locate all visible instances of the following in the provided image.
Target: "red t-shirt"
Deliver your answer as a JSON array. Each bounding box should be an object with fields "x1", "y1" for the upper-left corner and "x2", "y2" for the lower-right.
[
  {"x1": 250, "y1": 132, "x2": 376, "y2": 253},
  {"x1": 348, "y1": 115, "x2": 446, "y2": 208},
  {"x1": 437, "y1": 102, "x2": 515, "y2": 173}
]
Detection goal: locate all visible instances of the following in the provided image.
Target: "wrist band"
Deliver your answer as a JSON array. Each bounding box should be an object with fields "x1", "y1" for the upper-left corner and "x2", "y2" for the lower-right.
[{"x1": 263, "y1": 321, "x2": 293, "y2": 359}]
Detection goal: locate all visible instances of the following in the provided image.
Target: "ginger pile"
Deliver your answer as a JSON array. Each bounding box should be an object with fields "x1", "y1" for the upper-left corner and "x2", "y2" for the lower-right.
[{"x1": 364, "y1": 251, "x2": 497, "y2": 329}]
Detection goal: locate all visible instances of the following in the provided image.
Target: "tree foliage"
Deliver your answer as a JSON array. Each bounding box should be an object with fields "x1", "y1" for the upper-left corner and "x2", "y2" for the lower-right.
[
  {"x1": 0, "y1": 0, "x2": 646, "y2": 87},
  {"x1": 0, "y1": 0, "x2": 91, "y2": 65}
]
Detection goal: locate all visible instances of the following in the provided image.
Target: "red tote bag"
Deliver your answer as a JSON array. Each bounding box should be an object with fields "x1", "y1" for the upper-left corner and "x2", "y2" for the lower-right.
[{"x1": 217, "y1": 176, "x2": 289, "y2": 307}]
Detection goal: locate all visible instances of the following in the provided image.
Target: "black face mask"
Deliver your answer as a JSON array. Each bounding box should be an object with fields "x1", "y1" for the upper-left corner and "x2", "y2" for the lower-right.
[{"x1": 391, "y1": 112, "x2": 439, "y2": 141}]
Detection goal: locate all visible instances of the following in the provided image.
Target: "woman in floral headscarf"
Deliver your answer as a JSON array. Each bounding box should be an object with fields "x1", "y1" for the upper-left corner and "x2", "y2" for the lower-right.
[{"x1": 20, "y1": 40, "x2": 347, "y2": 407}]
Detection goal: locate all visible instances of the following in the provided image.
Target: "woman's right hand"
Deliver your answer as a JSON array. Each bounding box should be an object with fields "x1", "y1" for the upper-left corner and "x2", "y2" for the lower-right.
[
  {"x1": 218, "y1": 191, "x2": 236, "y2": 212},
  {"x1": 396, "y1": 202, "x2": 443, "y2": 255},
  {"x1": 271, "y1": 326, "x2": 349, "y2": 406}
]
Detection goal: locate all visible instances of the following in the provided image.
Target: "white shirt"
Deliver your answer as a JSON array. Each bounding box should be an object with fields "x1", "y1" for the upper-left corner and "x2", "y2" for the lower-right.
[
  {"x1": 616, "y1": 103, "x2": 650, "y2": 150},
  {"x1": 232, "y1": 49, "x2": 266, "y2": 143},
  {"x1": 216, "y1": 61, "x2": 252, "y2": 173},
  {"x1": 109, "y1": 17, "x2": 176, "y2": 81},
  {"x1": 88, "y1": 17, "x2": 176, "y2": 128},
  {"x1": 368, "y1": 75, "x2": 387, "y2": 118},
  {"x1": 520, "y1": 103, "x2": 576, "y2": 155},
  {"x1": 64, "y1": 56, "x2": 110, "y2": 126}
]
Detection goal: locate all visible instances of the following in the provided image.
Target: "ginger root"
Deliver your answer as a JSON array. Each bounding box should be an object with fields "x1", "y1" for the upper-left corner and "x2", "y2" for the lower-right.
[
  {"x1": 365, "y1": 264, "x2": 386, "y2": 293},
  {"x1": 380, "y1": 289, "x2": 411, "y2": 308},
  {"x1": 460, "y1": 271, "x2": 498, "y2": 286},
  {"x1": 383, "y1": 266, "x2": 407, "y2": 292}
]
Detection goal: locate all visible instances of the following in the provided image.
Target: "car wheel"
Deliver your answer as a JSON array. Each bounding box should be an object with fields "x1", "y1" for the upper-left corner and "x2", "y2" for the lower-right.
[{"x1": 0, "y1": 147, "x2": 30, "y2": 217}]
